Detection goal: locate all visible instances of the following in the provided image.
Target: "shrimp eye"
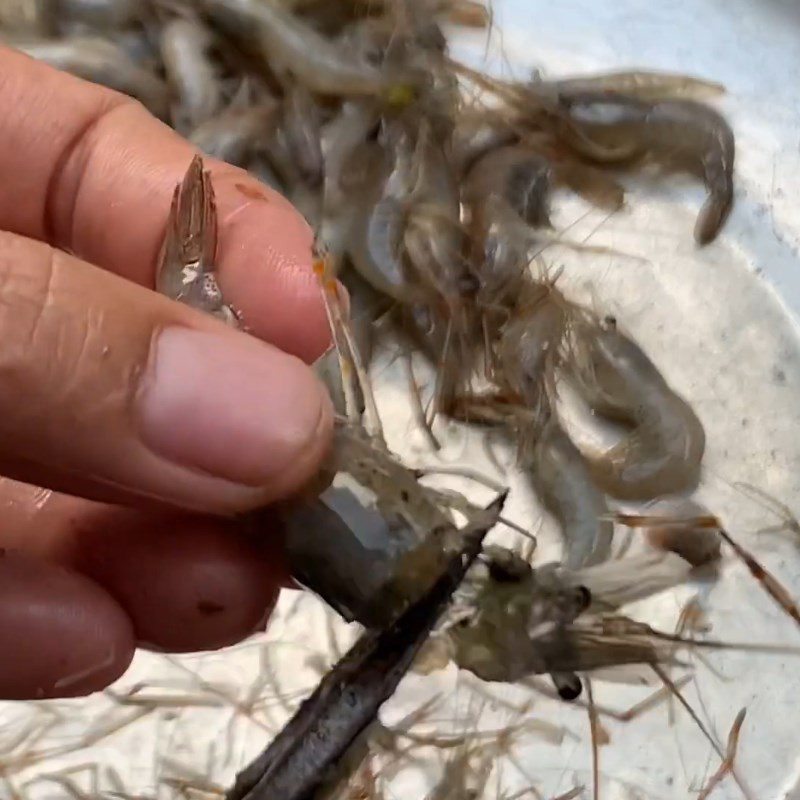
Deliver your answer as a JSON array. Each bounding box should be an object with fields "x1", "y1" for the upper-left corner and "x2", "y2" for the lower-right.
[
  {"x1": 488, "y1": 560, "x2": 523, "y2": 583},
  {"x1": 603, "y1": 314, "x2": 617, "y2": 329},
  {"x1": 575, "y1": 585, "x2": 592, "y2": 611},
  {"x1": 555, "y1": 674, "x2": 583, "y2": 701}
]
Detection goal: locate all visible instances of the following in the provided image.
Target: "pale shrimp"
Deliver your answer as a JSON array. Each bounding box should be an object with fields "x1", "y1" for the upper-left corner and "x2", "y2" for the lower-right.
[
  {"x1": 160, "y1": 16, "x2": 224, "y2": 133},
  {"x1": 0, "y1": 0, "x2": 56, "y2": 34},
  {"x1": 53, "y1": 0, "x2": 139, "y2": 30},
  {"x1": 339, "y1": 263, "x2": 393, "y2": 368},
  {"x1": 525, "y1": 419, "x2": 614, "y2": 569},
  {"x1": 12, "y1": 36, "x2": 171, "y2": 119},
  {"x1": 558, "y1": 94, "x2": 734, "y2": 244},
  {"x1": 347, "y1": 128, "x2": 420, "y2": 302},
  {"x1": 319, "y1": 101, "x2": 380, "y2": 264},
  {"x1": 200, "y1": 0, "x2": 397, "y2": 97},
  {"x1": 189, "y1": 102, "x2": 278, "y2": 167},
  {"x1": 542, "y1": 69, "x2": 725, "y2": 103},
  {"x1": 156, "y1": 155, "x2": 239, "y2": 325},
  {"x1": 280, "y1": 84, "x2": 324, "y2": 188},
  {"x1": 570, "y1": 317, "x2": 705, "y2": 500},
  {"x1": 464, "y1": 144, "x2": 553, "y2": 232}
]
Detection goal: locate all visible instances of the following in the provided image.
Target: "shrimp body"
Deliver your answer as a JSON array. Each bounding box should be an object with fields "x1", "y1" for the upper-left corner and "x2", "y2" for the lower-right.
[
  {"x1": 54, "y1": 0, "x2": 139, "y2": 30},
  {"x1": 465, "y1": 144, "x2": 552, "y2": 231},
  {"x1": 160, "y1": 17, "x2": 223, "y2": 133},
  {"x1": 189, "y1": 103, "x2": 277, "y2": 167},
  {"x1": 544, "y1": 69, "x2": 725, "y2": 102},
  {"x1": 0, "y1": 0, "x2": 53, "y2": 33},
  {"x1": 573, "y1": 322, "x2": 705, "y2": 500},
  {"x1": 280, "y1": 84, "x2": 324, "y2": 187},
  {"x1": 527, "y1": 419, "x2": 614, "y2": 569},
  {"x1": 449, "y1": 548, "x2": 672, "y2": 686},
  {"x1": 560, "y1": 94, "x2": 734, "y2": 243},
  {"x1": 201, "y1": 0, "x2": 392, "y2": 97}
]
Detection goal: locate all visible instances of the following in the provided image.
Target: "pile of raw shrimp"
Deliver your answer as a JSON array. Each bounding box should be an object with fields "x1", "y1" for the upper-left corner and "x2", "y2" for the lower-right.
[{"x1": 3, "y1": 1, "x2": 799, "y2": 800}]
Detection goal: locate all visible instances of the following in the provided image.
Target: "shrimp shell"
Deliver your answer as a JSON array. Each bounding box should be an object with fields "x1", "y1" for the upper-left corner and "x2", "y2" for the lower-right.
[
  {"x1": 526, "y1": 419, "x2": 614, "y2": 569},
  {"x1": 571, "y1": 321, "x2": 706, "y2": 500}
]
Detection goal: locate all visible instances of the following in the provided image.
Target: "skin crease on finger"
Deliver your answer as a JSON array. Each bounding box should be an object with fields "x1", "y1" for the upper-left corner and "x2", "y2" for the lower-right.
[{"x1": 0, "y1": 45, "x2": 329, "y2": 363}]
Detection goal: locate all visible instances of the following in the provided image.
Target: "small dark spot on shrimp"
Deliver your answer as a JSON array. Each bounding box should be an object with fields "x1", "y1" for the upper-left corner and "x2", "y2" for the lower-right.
[
  {"x1": 773, "y1": 367, "x2": 786, "y2": 384},
  {"x1": 400, "y1": 490, "x2": 410, "y2": 502},
  {"x1": 197, "y1": 600, "x2": 226, "y2": 615},
  {"x1": 235, "y1": 183, "x2": 270, "y2": 202}
]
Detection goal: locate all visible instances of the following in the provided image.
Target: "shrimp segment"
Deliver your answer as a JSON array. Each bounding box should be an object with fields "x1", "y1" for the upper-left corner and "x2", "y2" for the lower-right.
[
  {"x1": 571, "y1": 319, "x2": 705, "y2": 500},
  {"x1": 526, "y1": 419, "x2": 614, "y2": 569}
]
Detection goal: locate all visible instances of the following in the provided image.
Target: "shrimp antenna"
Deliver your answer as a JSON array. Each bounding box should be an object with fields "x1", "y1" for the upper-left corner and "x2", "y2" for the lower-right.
[
  {"x1": 651, "y1": 665, "x2": 754, "y2": 800},
  {"x1": 313, "y1": 246, "x2": 385, "y2": 443}
]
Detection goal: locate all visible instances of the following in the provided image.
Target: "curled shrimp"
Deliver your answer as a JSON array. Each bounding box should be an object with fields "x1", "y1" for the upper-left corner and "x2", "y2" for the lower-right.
[
  {"x1": 319, "y1": 101, "x2": 380, "y2": 264},
  {"x1": 12, "y1": 35, "x2": 171, "y2": 118},
  {"x1": 570, "y1": 317, "x2": 705, "y2": 500},
  {"x1": 526, "y1": 418, "x2": 614, "y2": 569},
  {"x1": 557, "y1": 93, "x2": 734, "y2": 243},
  {"x1": 160, "y1": 15, "x2": 224, "y2": 133}
]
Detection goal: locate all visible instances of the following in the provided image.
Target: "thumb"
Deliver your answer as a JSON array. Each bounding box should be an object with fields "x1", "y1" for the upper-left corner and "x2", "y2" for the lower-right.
[{"x1": 0, "y1": 231, "x2": 332, "y2": 514}]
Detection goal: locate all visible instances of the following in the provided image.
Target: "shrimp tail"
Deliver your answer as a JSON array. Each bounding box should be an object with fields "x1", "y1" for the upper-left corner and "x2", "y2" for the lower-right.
[{"x1": 156, "y1": 155, "x2": 238, "y2": 325}]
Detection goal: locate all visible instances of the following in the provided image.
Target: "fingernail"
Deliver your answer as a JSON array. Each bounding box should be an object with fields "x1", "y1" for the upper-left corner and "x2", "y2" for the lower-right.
[{"x1": 139, "y1": 327, "x2": 331, "y2": 487}]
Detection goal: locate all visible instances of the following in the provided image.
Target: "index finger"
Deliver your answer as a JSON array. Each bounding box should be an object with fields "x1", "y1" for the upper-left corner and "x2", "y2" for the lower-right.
[{"x1": 0, "y1": 45, "x2": 328, "y2": 362}]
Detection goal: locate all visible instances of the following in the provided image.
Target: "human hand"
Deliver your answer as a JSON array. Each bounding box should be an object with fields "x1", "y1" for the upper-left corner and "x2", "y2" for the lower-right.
[{"x1": 0, "y1": 45, "x2": 333, "y2": 700}]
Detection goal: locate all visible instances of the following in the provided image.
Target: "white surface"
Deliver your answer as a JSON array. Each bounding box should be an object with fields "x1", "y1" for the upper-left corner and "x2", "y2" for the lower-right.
[{"x1": 4, "y1": 3, "x2": 800, "y2": 799}]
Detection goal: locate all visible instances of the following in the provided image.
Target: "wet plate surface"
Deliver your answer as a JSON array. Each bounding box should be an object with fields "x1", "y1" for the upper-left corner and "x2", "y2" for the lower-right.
[{"x1": 4, "y1": 2, "x2": 800, "y2": 799}]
